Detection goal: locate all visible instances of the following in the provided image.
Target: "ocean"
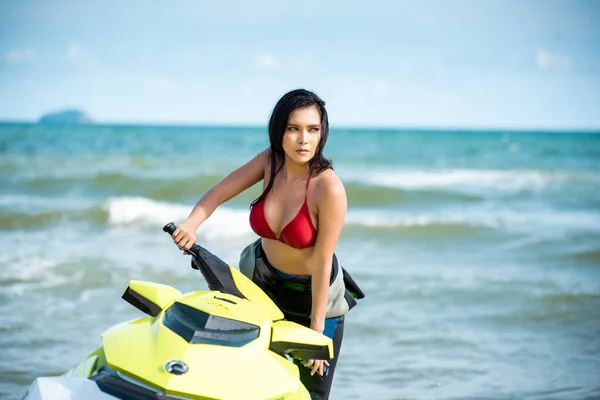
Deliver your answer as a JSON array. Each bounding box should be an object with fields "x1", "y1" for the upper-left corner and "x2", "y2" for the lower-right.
[{"x1": 1, "y1": 122, "x2": 599, "y2": 399}]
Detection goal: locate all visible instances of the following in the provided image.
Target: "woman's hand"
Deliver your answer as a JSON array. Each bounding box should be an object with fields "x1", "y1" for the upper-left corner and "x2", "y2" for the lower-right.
[
  {"x1": 303, "y1": 359, "x2": 330, "y2": 376},
  {"x1": 172, "y1": 222, "x2": 197, "y2": 252},
  {"x1": 303, "y1": 320, "x2": 329, "y2": 376}
]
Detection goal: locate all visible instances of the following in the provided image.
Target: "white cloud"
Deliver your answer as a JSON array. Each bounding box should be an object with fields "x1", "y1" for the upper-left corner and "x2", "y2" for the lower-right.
[
  {"x1": 431, "y1": 92, "x2": 463, "y2": 118},
  {"x1": 67, "y1": 44, "x2": 85, "y2": 59},
  {"x1": 373, "y1": 78, "x2": 390, "y2": 97},
  {"x1": 253, "y1": 53, "x2": 310, "y2": 72},
  {"x1": 341, "y1": 82, "x2": 364, "y2": 100},
  {"x1": 146, "y1": 75, "x2": 177, "y2": 95},
  {"x1": 291, "y1": 62, "x2": 310, "y2": 73},
  {"x1": 254, "y1": 53, "x2": 281, "y2": 69},
  {"x1": 67, "y1": 44, "x2": 96, "y2": 66},
  {"x1": 535, "y1": 48, "x2": 572, "y2": 70},
  {"x1": 4, "y1": 48, "x2": 36, "y2": 64}
]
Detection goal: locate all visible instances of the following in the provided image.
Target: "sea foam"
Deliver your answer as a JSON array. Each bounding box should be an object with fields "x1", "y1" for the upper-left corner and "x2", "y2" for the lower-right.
[
  {"x1": 104, "y1": 196, "x2": 254, "y2": 240},
  {"x1": 345, "y1": 207, "x2": 600, "y2": 237},
  {"x1": 339, "y1": 168, "x2": 578, "y2": 194}
]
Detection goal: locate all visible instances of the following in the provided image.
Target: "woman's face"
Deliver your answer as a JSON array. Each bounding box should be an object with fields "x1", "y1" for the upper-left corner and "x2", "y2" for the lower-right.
[{"x1": 282, "y1": 105, "x2": 322, "y2": 166}]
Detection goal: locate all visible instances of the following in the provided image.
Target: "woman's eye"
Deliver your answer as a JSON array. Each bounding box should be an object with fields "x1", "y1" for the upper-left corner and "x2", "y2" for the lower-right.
[{"x1": 287, "y1": 126, "x2": 297, "y2": 131}]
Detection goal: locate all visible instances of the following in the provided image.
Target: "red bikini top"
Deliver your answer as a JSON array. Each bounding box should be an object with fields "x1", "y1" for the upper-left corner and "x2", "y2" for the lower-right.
[{"x1": 249, "y1": 166, "x2": 317, "y2": 249}]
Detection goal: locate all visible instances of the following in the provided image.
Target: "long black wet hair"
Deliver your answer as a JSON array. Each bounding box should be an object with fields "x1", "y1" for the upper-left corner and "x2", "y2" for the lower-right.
[{"x1": 251, "y1": 89, "x2": 333, "y2": 208}]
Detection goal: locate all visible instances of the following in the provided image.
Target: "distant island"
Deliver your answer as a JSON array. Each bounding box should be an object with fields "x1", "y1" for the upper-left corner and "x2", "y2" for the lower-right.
[{"x1": 38, "y1": 109, "x2": 93, "y2": 124}]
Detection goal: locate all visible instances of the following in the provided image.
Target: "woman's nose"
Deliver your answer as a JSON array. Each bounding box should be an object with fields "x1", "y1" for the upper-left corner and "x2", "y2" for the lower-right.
[{"x1": 298, "y1": 132, "x2": 307, "y2": 144}]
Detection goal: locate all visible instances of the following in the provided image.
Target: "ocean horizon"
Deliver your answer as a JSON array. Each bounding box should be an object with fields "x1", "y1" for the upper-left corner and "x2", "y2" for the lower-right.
[{"x1": 2, "y1": 120, "x2": 600, "y2": 134}]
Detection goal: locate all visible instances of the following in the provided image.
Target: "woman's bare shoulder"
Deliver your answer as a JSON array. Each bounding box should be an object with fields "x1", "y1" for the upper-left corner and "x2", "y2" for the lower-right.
[
  {"x1": 257, "y1": 147, "x2": 270, "y2": 163},
  {"x1": 314, "y1": 168, "x2": 346, "y2": 199},
  {"x1": 255, "y1": 147, "x2": 271, "y2": 172}
]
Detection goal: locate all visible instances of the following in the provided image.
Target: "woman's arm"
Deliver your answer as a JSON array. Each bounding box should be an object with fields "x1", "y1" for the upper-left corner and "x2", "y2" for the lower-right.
[
  {"x1": 309, "y1": 173, "x2": 348, "y2": 333},
  {"x1": 304, "y1": 172, "x2": 347, "y2": 376},
  {"x1": 173, "y1": 148, "x2": 268, "y2": 250}
]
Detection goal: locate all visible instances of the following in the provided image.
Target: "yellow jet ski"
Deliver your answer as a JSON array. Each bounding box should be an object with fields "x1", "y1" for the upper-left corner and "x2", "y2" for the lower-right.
[{"x1": 22, "y1": 223, "x2": 333, "y2": 400}]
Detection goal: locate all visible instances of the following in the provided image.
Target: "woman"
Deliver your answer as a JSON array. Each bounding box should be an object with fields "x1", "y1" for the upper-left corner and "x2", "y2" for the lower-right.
[{"x1": 171, "y1": 89, "x2": 361, "y2": 400}]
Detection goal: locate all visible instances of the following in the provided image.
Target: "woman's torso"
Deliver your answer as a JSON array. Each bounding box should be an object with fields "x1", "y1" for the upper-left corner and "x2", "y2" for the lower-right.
[{"x1": 254, "y1": 161, "x2": 324, "y2": 275}]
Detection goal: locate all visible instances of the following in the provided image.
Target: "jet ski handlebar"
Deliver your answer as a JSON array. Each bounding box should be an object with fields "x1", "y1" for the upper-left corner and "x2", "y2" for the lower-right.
[
  {"x1": 162, "y1": 222, "x2": 247, "y2": 298},
  {"x1": 162, "y1": 222, "x2": 202, "y2": 259}
]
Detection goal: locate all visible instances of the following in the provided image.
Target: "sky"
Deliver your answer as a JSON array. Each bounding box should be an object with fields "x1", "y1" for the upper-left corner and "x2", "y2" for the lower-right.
[{"x1": 1, "y1": 0, "x2": 599, "y2": 130}]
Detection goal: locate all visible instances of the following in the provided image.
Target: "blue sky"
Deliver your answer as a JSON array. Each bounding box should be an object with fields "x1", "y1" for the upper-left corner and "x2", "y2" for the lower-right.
[{"x1": 1, "y1": 0, "x2": 599, "y2": 130}]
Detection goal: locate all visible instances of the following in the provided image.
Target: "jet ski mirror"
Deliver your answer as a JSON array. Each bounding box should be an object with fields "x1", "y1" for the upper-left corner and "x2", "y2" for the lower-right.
[
  {"x1": 122, "y1": 281, "x2": 183, "y2": 317},
  {"x1": 269, "y1": 320, "x2": 333, "y2": 361}
]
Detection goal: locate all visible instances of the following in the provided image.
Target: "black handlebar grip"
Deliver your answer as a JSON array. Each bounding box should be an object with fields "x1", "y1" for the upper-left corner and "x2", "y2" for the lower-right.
[
  {"x1": 163, "y1": 222, "x2": 201, "y2": 257},
  {"x1": 163, "y1": 222, "x2": 176, "y2": 235}
]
